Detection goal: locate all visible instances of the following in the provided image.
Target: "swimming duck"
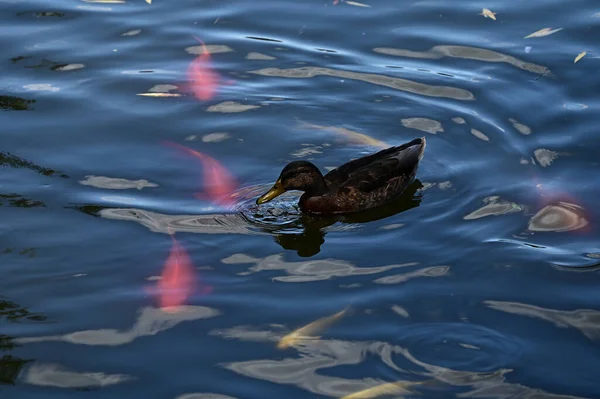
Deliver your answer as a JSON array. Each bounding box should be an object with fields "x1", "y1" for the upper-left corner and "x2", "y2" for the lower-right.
[{"x1": 256, "y1": 137, "x2": 426, "y2": 214}]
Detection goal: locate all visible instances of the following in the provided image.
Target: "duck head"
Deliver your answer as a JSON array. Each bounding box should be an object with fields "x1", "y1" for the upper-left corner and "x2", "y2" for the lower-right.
[{"x1": 256, "y1": 161, "x2": 328, "y2": 205}]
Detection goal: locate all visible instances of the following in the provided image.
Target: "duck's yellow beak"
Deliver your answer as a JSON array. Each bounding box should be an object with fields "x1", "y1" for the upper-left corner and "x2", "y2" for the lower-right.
[{"x1": 256, "y1": 179, "x2": 285, "y2": 205}]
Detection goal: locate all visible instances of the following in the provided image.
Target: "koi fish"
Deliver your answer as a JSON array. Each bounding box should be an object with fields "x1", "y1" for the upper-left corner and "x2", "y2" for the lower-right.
[
  {"x1": 157, "y1": 236, "x2": 195, "y2": 311},
  {"x1": 186, "y1": 36, "x2": 219, "y2": 101},
  {"x1": 341, "y1": 380, "x2": 427, "y2": 399},
  {"x1": 296, "y1": 119, "x2": 388, "y2": 149},
  {"x1": 163, "y1": 141, "x2": 237, "y2": 207},
  {"x1": 278, "y1": 307, "x2": 348, "y2": 349}
]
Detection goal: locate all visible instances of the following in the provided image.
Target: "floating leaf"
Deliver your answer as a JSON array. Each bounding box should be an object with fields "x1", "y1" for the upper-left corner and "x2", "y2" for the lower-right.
[
  {"x1": 574, "y1": 51, "x2": 587, "y2": 63},
  {"x1": 136, "y1": 93, "x2": 181, "y2": 97},
  {"x1": 524, "y1": 28, "x2": 563, "y2": 39},
  {"x1": 480, "y1": 8, "x2": 496, "y2": 20},
  {"x1": 345, "y1": 1, "x2": 371, "y2": 7}
]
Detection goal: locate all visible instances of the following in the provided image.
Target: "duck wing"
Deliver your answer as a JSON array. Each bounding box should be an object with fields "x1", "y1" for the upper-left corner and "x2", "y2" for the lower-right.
[{"x1": 324, "y1": 138, "x2": 425, "y2": 193}]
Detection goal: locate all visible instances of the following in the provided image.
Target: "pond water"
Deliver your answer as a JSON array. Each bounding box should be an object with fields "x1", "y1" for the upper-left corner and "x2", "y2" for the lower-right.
[{"x1": 2, "y1": 0, "x2": 600, "y2": 398}]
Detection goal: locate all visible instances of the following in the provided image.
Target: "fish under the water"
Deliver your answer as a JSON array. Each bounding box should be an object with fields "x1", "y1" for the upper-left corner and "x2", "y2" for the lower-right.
[{"x1": 277, "y1": 307, "x2": 349, "y2": 349}]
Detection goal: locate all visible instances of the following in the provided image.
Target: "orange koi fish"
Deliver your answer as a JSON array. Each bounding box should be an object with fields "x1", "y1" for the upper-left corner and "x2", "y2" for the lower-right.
[
  {"x1": 157, "y1": 236, "x2": 195, "y2": 311},
  {"x1": 186, "y1": 36, "x2": 219, "y2": 101},
  {"x1": 163, "y1": 141, "x2": 238, "y2": 207}
]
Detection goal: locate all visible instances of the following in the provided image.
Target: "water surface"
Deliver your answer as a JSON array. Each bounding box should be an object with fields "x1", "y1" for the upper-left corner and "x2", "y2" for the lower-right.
[{"x1": 2, "y1": 0, "x2": 600, "y2": 398}]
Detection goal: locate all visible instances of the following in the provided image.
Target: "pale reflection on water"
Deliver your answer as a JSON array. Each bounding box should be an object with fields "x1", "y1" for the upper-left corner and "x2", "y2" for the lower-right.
[
  {"x1": 79, "y1": 175, "x2": 158, "y2": 190},
  {"x1": 464, "y1": 196, "x2": 524, "y2": 220},
  {"x1": 99, "y1": 208, "x2": 266, "y2": 236},
  {"x1": 221, "y1": 253, "x2": 447, "y2": 284},
  {"x1": 373, "y1": 45, "x2": 550, "y2": 76},
  {"x1": 175, "y1": 395, "x2": 237, "y2": 399},
  {"x1": 485, "y1": 300, "x2": 600, "y2": 341},
  {"x1": 16, "y1": 306, "x2": 219, "y2": 346},
  {"x1": 23, "y1": 363, "x2": 133, "y2": 388},
  {"x1": 214, "y1": 323, "x2": 580, "y2": 398},
  {"x1": 249, "y1": 66, "x2": 475, "y2": 100},
  {"x1": 528, "y1": 202, "x2": 589, "y2": 233}
]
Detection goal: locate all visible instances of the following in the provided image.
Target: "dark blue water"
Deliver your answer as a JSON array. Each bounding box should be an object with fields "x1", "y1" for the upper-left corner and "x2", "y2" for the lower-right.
[{"x1": 2, "y1": 0, "x2": 600, "y2": 397}]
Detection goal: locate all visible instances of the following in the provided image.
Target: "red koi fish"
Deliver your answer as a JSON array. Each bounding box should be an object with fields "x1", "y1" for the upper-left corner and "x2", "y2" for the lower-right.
[
  {"x1": 163, "y1": 141, "x2": 238, "y2": 207},
  {"x1": 186, "y1": 36, "x2": 219, "y2": 101},
  {"x1": 157, "y1": 236, "x2": 195, "y2": 311}
]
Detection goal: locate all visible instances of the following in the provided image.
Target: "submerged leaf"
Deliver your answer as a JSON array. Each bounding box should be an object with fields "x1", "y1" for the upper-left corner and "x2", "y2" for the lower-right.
[
  {"x1": 524, "y1": 28, "x2": 563, "y2": 39},
  {"x1": 480, "y1": 8, "x2": 496, "y2": 20},
  {"x1": 574, "y1": 51, "x2": 587, "y2": 63}
]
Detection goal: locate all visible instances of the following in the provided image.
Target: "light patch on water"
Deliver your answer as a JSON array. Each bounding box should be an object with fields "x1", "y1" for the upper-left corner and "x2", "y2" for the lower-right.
[
  {"x1": 373, "y1": 265, "x2": 449, "y2": 284},
  {"x1": 100, "y1": 196, "x2": 139, "y2": 204},
  {"x1": 23, "y1": 363, "x2": 133, "y2": 388},
  {"x1": 563, "y1": 103, "x2": 588, "y2": 111},
  {"x1": 99, "y1": 208, "x2": 266, "y2": 235},
  {"x1": 459, "y1": 343, "x2": 481, "y2": 350},
  {"x1": 291, "y1": 145, "x2": 323, "y2": 157},
  {"x1": 23, "y1": 84, "x2": 59, "y2": 92},
  {"x1": 246, "y1": 52, "x2": 276, "y2": 60},
  {"x1": 149, "y1": 84, "x2": 178, "y2": 93},
  {"x1": 202, "y1": 133, "x2": 231, "y2": 143},
  {"x1": 391, "y1": 305, "x2": 410, "y2": 318},
  {"x1": 176, "y1": 394, "x2": 237, "y2": 399},
  {"x1": 528, "y1": 202, "x2": 588, "y2": 232},
  {"x1": 438, "y1": 181, "x2": 453, "y2": 190},
  {"x1": 222, "y1": 253, "x2": 423, "y2": 283},
  {"x1": 54, "y1": 64, "x2": 85, "y2": 71},
  {"x1": 121, "y1": 69, "x2": 179, "y2": 75},
  {"x1": 249, "y1": 67, "x2": 474, "y2": 100},
  {"x1": 508, "y1": 118, "x2": 532, "y2": 135},
  {"x1": 80, "y1": 176, "x2": 158, "y2": 190},
  {"x1": 485, "y1": 300, "x2": 600, "y2": 340},
  {"x1": 452, "y1": 117, "x2": 466, "y2": 124},
  {"x1": 121, "y1": 29, "x2": 141, "y2": 36},
  {"x1": 16, "y1": 306, "x2": 220, "y2": 346},
  {"x1": 207, "y1": 101, "x2": 260, "y2": 113},
  {"x1": 401, "y1": 118, "x2": 444, "y2": 134},
  {"x1": 533, "y1": 148, "x2": 559, "y2": 167},
  {"x1": 76, "y1": 5, "x2": 113, "y2": 11},
  {"x1": 185, "y1": 45, "x2": 233, "y2": 55},
  {"x1": 470, "y1": 128, "x2": 490, "y2": 141},
  {"x1": 464, "y1": 196, "x2": 523, "y2": 220},
  {"x1": 373, "y1": 45, "x2": 550, "y2": 76},
  {"x1": 379, "y1": 223, "x2": 405, "y2": 230}
]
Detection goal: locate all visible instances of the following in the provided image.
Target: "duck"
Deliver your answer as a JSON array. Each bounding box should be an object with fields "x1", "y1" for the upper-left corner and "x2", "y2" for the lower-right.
[{"x1": 256, "y1": 137, "x2": 426, "y2": 215}]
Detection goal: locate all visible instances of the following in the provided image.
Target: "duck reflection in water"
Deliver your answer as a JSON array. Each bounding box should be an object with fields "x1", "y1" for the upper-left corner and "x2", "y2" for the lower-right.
[{"x1": 266, "y1": 179, "x2": 423, "y2": 257}]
